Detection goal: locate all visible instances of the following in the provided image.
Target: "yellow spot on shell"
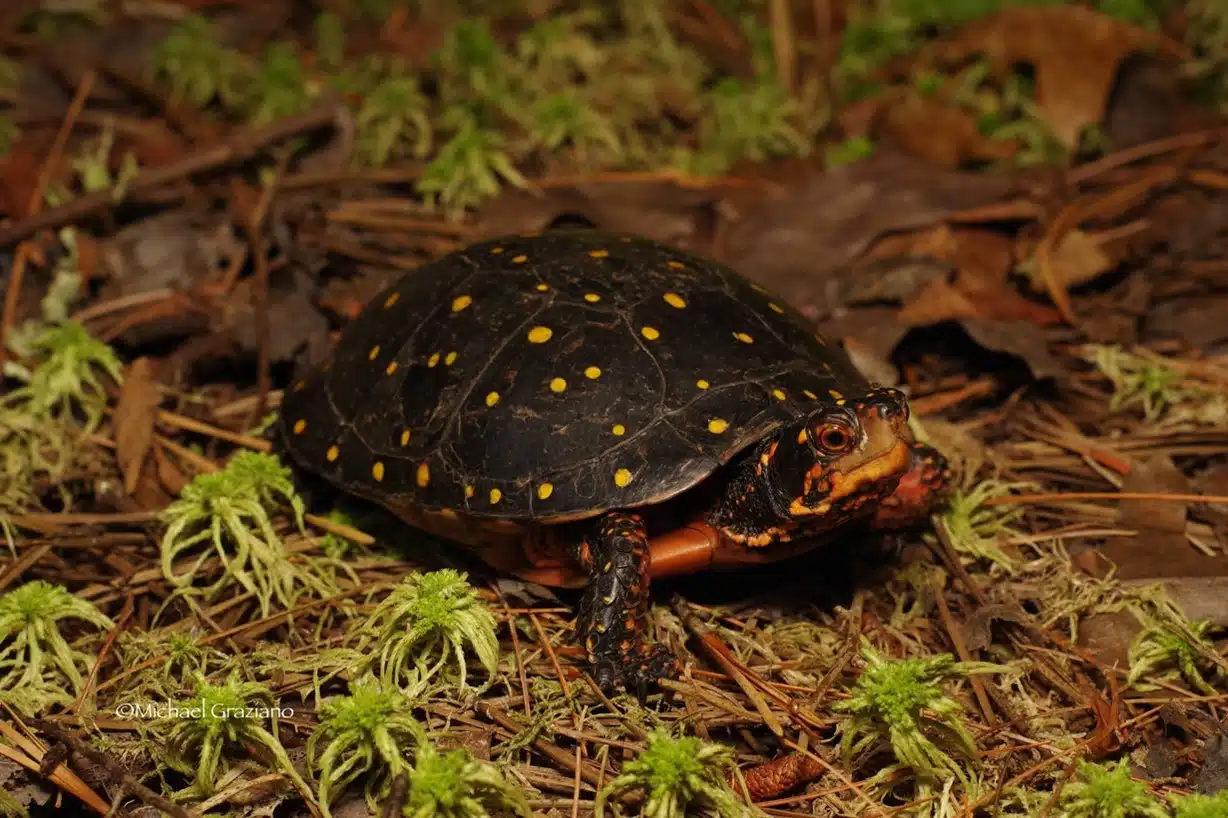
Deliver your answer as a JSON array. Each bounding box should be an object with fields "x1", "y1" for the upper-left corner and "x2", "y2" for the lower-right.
[
  {"x1": 667, "y1": 261, "x2": 685, "y2": 269},
  {"x1": 368, "y1": 345, "x2": 380, "y2": 360},
  {"x1": 550, "y1": 377, "x2": 567, "y2": 393},
  {"x1": 326, "y1": 445, "x2": 339, "y2": 462},
  {"x1": 537, "y1": 483, "x2": 554, "y2": 500},
  {"x1": 512, "y1": 254, "x2": 528, "y2": 264},
  {"x1": 386, "y1": 361, "x2": 399, "y2": 375},
  {"x1": 445, "y1": 351, "x2": 458, "y2": 366},
  {"x1": 585, "y1": 366, "x2": 601, "y2": 379},
  {"x1": 641, "y1": 326, "x2": 660, "y2": 340},
  {"x1": 485, "y1": 392, "x2": 500, "y2": 407},
  {"x1": 829, "y1": 389, "x2": 844, "y2": 400},
  {"x1": 451, "y1": 295, "x2": 472, "y2": 312},
  {"x1": 663, "y1": 292, "x2": 687, "y2": 309},
  {"x1": 427, "y1": 353, "x2": 440, "y2": 368},
  {"x1": 416, "y1": 463, "x2": 430, "y2": 487},
  {"x1": 772, "y1": 388, "x2": 787, "y2": 400},
  {"x1": 384, "y1": 292, "x2": 400, "y2": 308},
  {"x1": 612, "y1": 424, "x2": 626, "y2": 436},
  {"x1": 400, "y1": 429, "x2": 411, "y2": 446},
  {"x1": 293, "y1": 419, "x2": 306, "y2": 434},
  {"x1": 733, "y1": 332, "x2": 754, "y2": 344},
  {"x1": 589, "y1": 249, "x2": 609, "y2": 258},
  {"x1": 584, "y1": 293, "x2": 601, "y2": 303},
  {"x1": 804, "y1": 389, "x2": 818, "y2": 400},
  {"x1": 696, "y1": 379, "x2": 710, "y2": 390},
  {"x1": 491, "y1": 247, "x2": 504, "y2": 254},
  {"x1": 614, "y1": 468, "x2": 633, "y2": 487},
  {"x1": 536, "y1": 283, "x2": 549, "y2": 292},
  {"x1": 464, "y1": 485, "x2": 475, "y2": 498},
  {"x1": 372, "y1": 462, "x2": 385, "y2": 481},
  {"x1": 528, "y1": 326, "x2": 553, "y2": 343},
  {"x1": 768, "y1": 302, "x2": 784, "y2": 313},
  {"x1": 708, "y1": 418, "x2": 730, "y2": 434},
  {"x1": 490, "y1": 488, "x2": 502, "y2": 504}
]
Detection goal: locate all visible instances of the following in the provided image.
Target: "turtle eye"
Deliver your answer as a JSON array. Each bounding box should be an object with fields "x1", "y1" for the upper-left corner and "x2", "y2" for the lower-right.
[{"x1": 814, "y1": 422, "x2": 855, "y2": 455}]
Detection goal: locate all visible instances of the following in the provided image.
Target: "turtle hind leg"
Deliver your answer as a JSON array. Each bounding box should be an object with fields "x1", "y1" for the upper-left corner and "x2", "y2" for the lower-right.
[{"x1": 574, "y1": 512, "x2": 680, "y2": 696}]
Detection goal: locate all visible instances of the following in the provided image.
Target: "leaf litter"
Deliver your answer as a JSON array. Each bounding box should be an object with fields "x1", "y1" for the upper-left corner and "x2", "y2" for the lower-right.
[{"x1": 0, "y1": 2, "x2": 1227, "y2": 818}]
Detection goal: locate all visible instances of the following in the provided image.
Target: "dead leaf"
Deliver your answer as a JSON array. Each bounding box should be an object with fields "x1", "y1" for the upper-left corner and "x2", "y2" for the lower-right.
[
  {"x1": 874, "y1": 92, "x2": 1021, "y2": 168},
  {"x1": 1022, "y1": 230, "x2": 1114, "y2": 291},
  {"x1": 964, "y1": 603, "x2": 1033, "y2": 653},
  {"x1": 113, "y1": 357, "x2": 160, "y2": 495},
  {"x1": 1193, "y1": 734, "x2": 1228, "y2": 795},
  {"x1": 1083, "y1": 675, "x2": 1124, "y2": 759},
  {"x1": 959, "y1": 318, "x2": 1066, "y2": 381},
  {"x1": 933, "y1": 6, "x2": 1188, "y2": 148},
  {"x1": 720, "y1": 152, "x2": 1028, "y2": 311}
]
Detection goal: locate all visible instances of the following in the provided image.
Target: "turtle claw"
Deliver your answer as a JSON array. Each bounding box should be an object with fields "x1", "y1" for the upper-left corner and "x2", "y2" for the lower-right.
[{"x1": 592, "y1": 644, "x2": 680, "y2": 699}]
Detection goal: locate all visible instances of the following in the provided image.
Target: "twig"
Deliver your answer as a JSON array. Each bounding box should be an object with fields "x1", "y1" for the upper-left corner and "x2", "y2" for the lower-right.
[
  {"x1": 0, "y1": 102, "x2": 340, "y2": 247},
  {"x1": 30, "y1": 719, "x2": 196, "y2": 818}
]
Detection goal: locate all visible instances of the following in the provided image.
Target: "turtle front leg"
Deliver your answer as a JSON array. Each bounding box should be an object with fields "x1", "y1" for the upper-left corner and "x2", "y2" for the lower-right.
[{"x1": 574, "y1": 512, "x2": 680, "y2": 696}]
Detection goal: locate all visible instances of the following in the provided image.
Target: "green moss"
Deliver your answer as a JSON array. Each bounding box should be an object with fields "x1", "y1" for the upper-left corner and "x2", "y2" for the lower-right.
[
  {"x1": 595, "y1": 730, "x2": 751, "y2": 818},
  {"x1": 1055, "y1": 759, "x2": 1169, "y2": 818}
]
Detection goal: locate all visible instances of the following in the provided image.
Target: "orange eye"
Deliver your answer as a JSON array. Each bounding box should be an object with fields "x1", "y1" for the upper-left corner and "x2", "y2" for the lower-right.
[{"x1": 816, "y1": 424, "x2": 854, "y2": 453}]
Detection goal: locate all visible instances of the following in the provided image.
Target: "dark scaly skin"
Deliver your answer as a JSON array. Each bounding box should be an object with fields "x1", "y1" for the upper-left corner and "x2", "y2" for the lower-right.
[
  {"x1": 870, "y1": 442, "x2": 954, "y2": 530},
  {"x1": 574, "y1": 512, "x2": 680, "y2": 696}
]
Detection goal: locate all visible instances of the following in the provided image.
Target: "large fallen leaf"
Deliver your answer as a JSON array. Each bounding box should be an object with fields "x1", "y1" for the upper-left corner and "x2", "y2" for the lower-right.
[
  {"x1": 932, "y1": 6, "x2": 1188, "y2": 148},
  {"x1": 113, "y1": 357, "x2": 159, "y2": 495},
  {"x1": 872, "y1": 92, "x2": 1021, "y2": 168}
]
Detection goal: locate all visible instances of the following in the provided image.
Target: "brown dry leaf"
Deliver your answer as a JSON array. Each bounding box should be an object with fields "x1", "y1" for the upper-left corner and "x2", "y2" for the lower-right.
[
  {"x1": 1024, "y1": 230, "x2": 1114, "y2": 291},
  {"x1": 113, "y1": 357, "x2": 160, "y2": 495},
  {"x1": 874, "y1": 93, "x2": 1020, "y2": 168},
  {"x1": 933, "y1": 5, "x2": 1188, "y2": 148}
]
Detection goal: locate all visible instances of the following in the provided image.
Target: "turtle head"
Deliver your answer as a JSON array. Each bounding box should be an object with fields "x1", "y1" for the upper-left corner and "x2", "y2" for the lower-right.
[{"x1": 767, "y1": 387, "x2": 917, "y2": 532}]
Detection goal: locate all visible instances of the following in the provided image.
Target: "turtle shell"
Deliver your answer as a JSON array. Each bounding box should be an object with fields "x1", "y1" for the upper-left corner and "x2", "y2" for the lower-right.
[{"x1": 278, "y1": 230, "x2": 874, "y2": 522}]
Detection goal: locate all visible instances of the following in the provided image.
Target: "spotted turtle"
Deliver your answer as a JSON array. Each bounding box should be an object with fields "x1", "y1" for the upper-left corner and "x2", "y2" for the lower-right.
[{"x1": 276, "y1": 230, "x2": 952, "y2": 694}]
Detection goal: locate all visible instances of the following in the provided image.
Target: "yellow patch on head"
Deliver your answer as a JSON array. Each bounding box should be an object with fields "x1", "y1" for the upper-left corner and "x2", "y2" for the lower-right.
[
  {"x1": 612, "y1": 424, "x2": 626, "y2": 436},
  {"x1": 535, "y1": 283, "x2": 549, "y2": 292},
  {"x1": 537, "y1": 483, "x2": 554, "y2": 500},
  {"x1": 386, "y1": 361, "x2": 399, "y2": 375},
  {"x1": 804, "y1": 389, "x2": 818, "y2": 400},
  {"x1": 443, "y1": 352, "x2": 456, "y2": 366},
  {"x1": 708, "y1": 418, "x2": 729, "y2": 434},
  {"x1": 416, "y1": 462, "x2": 430, "y2": 487},
  {"x1": 550, "y1": 377, "x2": 567, "y2": 393},
  {"x1": 485, "y1": 391, "x2": 500, "y2": 407},
  {"x1": 368, "y1": 345, "x2": 380, "y2": 360},
  {"x1": 427, "y1": 353, "x2": 440, "y2": 368},
  {"x1": 585, "y1": 366, "x2": 602, "y2": 379},
  {"x1": 293, "y1": 380, "x2": 306, "y2": 392},
  {"x1": 384, "y1": 292, "x2": 400, "y2": 308},
  {"x1": 464, "y1": 485, "x2": 475, "y2": 498},
  {"x1": 641, "y1": 326, "x2": 660, "y2": 340},
  {"x1": 589, "y1": 249, "x2": 609, "y2": 258},
  {"x1": 293, "y1": 419, "x2": 306, "y2": 434},
  {"x1": 489, "y1": 488, "x2": 502, "y2": 504},
  {"x1": 584, "y1": 293, "x2": 601, "y2": 303},
  {"x1": 829, "y1": 389, "x2": 844, "y2": 400},
  {"x1": 451, "y1": 295, "x2": 472, "y2": 312},
  {"x1": 372, "y1": 462, "x2": 385, "y2": 481},
  {"x1": 667, "y1": 261, "x2": 685, "y2": 269},
  {"x1": 400, "y1": 429, "x2": 411, "y2": 446},
  {"x1": 768, "y1": 302, "x2": 784, "y2": 313},
  {"x1": 663, "y1": 292, "x2": 686, "y2": 309},
  {"x1": 512, "y1": 254, "x2": 528, "y2": 264},
  {"x1": 614, "y1": 468, "x2": 633, "y2": 487},
  {"x1": 528, "y1": 326, "x2": 553, "y2": 343},
  {"x1": 326, "y1": 445, "x2": 339, "y2": 462},
  {"x1": 772, "y1": 388, "x2": 786, "y2": 400},
  {"x1": 491, "y1": 247, "x2": 504, "y2": 254},
  {"x1": 696, "y1": 379, "x2": 710, "y2": 389},
  {"x1": 733, "y1": 332, "x2": 754, "y2": 344}
]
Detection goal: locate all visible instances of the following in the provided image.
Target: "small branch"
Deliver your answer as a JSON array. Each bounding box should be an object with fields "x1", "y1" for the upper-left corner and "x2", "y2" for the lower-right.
[
  {"x1": 29, "y1": 719, "x2": 198, "y2": 818},
  {"x1": 0, "y1": 102, "x2": 340, "y2": 248}
]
